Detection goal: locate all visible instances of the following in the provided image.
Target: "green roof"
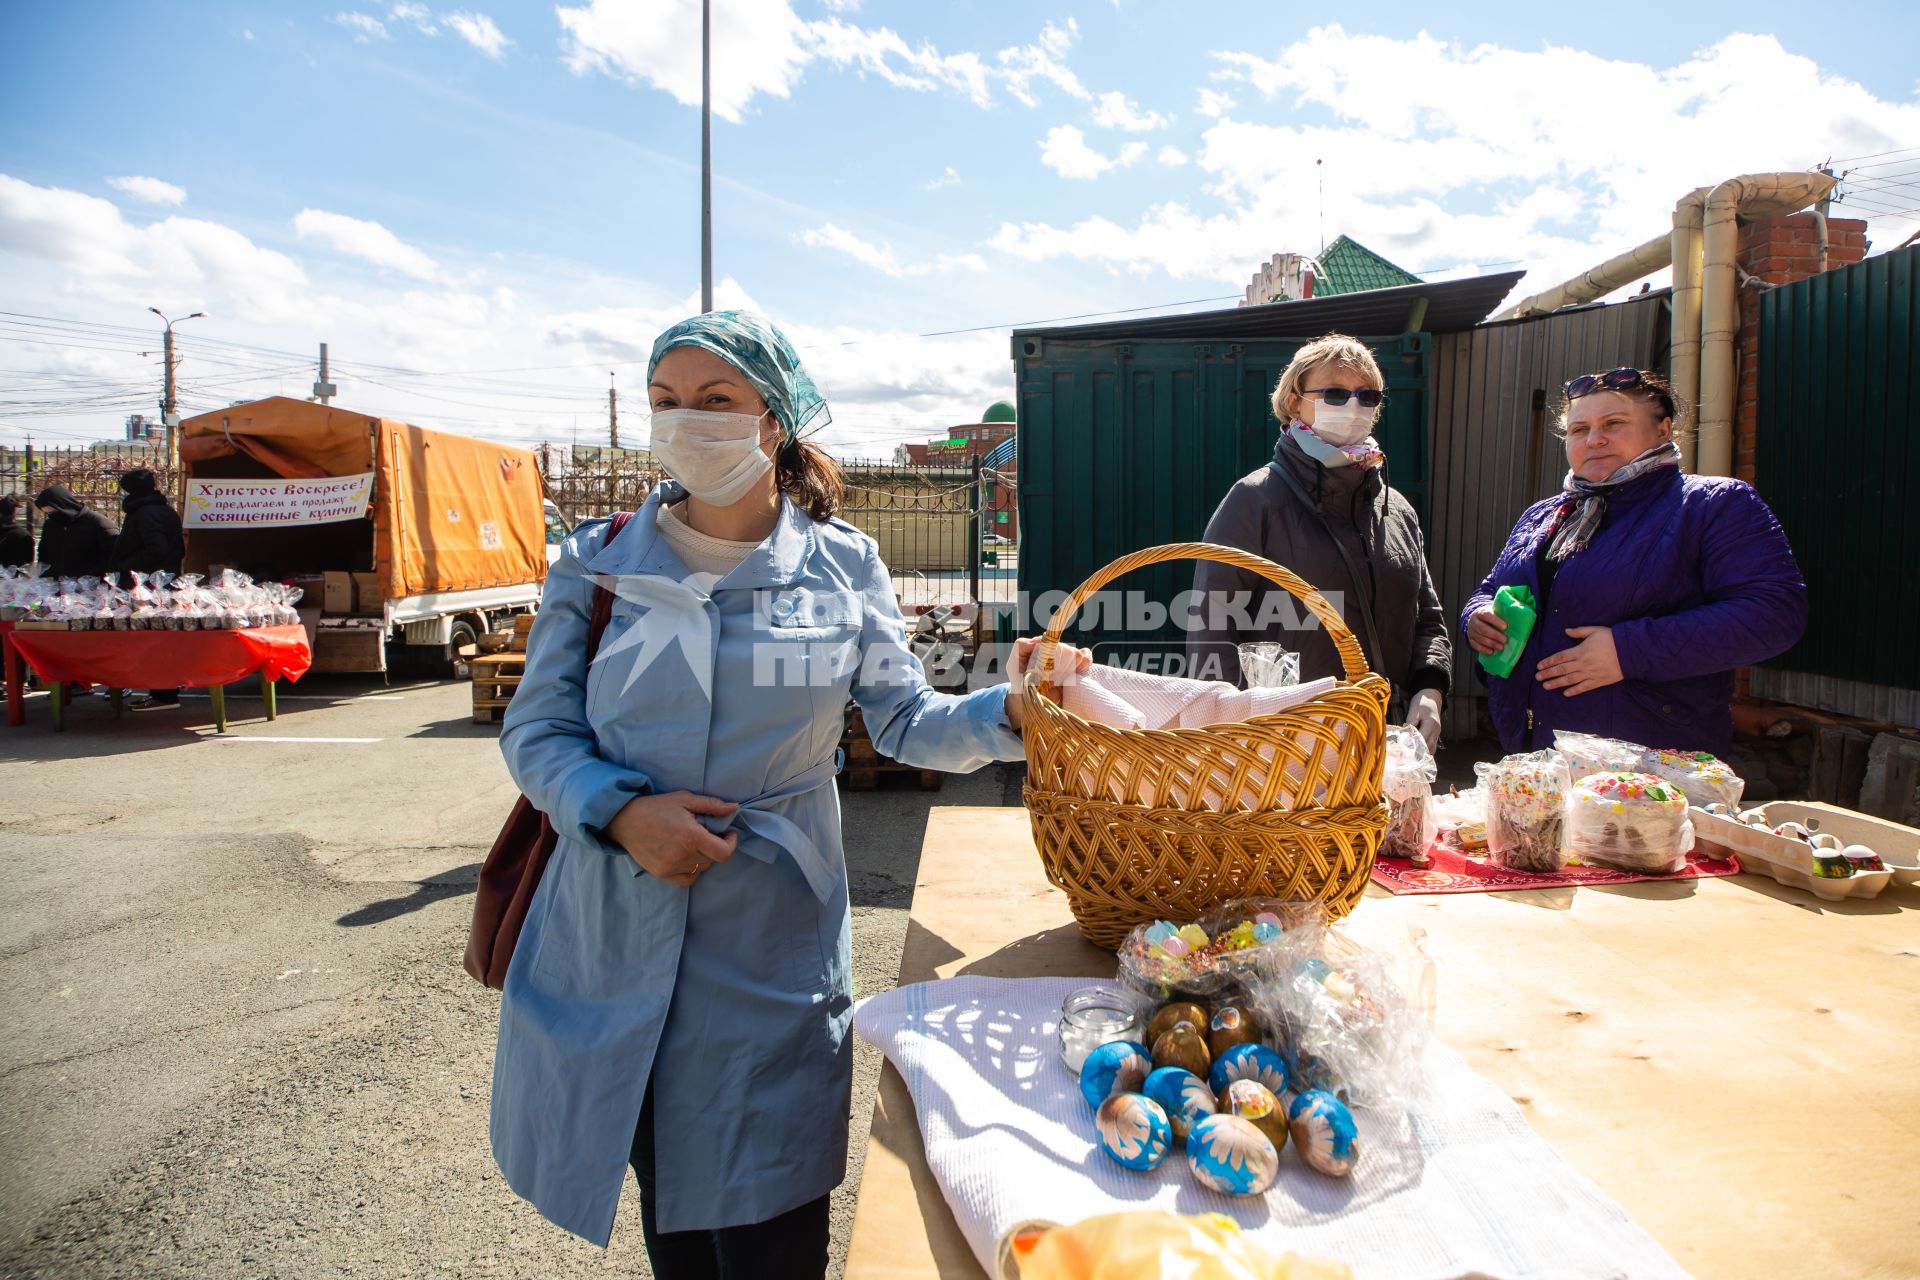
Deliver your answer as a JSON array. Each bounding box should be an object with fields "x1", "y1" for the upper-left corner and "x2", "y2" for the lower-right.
[
  {"x1": 1314, "y1": 235, "x2": 1422, "y2": 297},
  {"x1": 982, "y1": 400, "x2": 1016, "y2": 423}
]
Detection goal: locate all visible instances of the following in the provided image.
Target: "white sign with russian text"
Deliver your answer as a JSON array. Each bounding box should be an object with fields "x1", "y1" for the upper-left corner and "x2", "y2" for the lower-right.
[{"x1": 183, "y1": 473, "x2": 374, "y2": 528}]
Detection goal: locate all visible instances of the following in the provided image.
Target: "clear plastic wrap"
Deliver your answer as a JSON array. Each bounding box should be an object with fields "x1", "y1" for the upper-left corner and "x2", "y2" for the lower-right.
[
  {"x1": 1476, "y1": 750, "x2": 1570, "y2": 873},
  {"x1": 1114, "y1": 899, "x2": 1308, "y2": 1003},
  {"x1": 1552, "y1": 730, "x2": 1645, "y2": 782},
  {"x1": 1237, "y1": 641, "x2": 1300, "y2": 689},
  {"x1": 1253, "y1": 913, "x2": 1436, "y2": 1113},
  {"x1": 1566, "y1": 771, "x2": 1694, "y2": 874},
  {"x1": 1634, "y1": 748, "x2": 1745, "y2": 811},
  {"x1": 1380, "y1": 725, "x2": 1437, "y2": 859}
]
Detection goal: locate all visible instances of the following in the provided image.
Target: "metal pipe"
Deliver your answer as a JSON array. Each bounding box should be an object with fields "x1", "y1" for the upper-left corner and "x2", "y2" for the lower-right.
[
  {"x1": 1697, "y1": 172, "x2": 1836, "y2": 476},
  {"x1": 1669, "y1": 187, "x2": 1708, "y2": 470},
  {"x1": 1489, "y1": 233, "x2": 1672, "y2": 321}
]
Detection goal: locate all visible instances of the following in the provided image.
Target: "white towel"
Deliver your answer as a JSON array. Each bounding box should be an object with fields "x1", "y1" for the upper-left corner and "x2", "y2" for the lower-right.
[{"x1": 854, "y1": 976, "x2": 1690, "y2": 1280}]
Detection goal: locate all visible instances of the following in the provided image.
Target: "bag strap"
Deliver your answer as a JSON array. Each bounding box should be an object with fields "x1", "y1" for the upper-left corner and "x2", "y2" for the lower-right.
[{"x1": 583, "y1": 510, "x2": 634, "y2": 659}]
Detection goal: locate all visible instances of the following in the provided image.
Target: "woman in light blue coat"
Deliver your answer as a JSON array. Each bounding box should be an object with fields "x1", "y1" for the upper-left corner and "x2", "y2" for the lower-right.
[{"x1": 490, "y1": 312, "x2": 1082, "y2": 1278}]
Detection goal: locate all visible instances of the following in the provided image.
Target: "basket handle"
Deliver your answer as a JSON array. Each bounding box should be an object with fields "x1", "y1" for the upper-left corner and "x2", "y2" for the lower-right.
[{"x1": 1030, "y1": 541, "x2": 1373, "y2": 687}]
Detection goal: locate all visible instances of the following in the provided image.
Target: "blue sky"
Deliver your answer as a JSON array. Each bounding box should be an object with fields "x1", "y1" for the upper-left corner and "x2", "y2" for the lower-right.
[{"x1": 3, "y1": 1, "x2": 1917, "y2": 454}]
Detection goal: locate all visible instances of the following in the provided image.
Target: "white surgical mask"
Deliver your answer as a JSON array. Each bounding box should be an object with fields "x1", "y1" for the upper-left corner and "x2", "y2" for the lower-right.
[
  {"x1": 650, "y1": 408, "x2": 774, "y2": 506},
  {"x1": 1308, "y1": 399, "x2": 1376, "y2": 447}
]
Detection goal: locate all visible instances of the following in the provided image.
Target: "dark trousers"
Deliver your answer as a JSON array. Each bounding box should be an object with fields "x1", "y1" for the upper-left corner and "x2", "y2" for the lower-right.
[{"x1": 629, "y1": 1086, "x2": 830, "y2": 1280}]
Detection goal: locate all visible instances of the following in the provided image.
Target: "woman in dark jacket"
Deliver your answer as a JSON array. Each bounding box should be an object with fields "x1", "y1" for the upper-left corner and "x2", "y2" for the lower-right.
[
  {"x1": 1463, "y1": 368, "x2": 1806, "y2": 756},
  {"x1": 33, "y1": 484, "x2": 117, "y2": 579},
  {"x1": 111, "y1": 468, "x2": 185, "y2": 577},
  {"x1": 0, "y1": 497, "x2": 33, "y2": 567},
  {"x1": 1188, "y1": 334, "x2": 1451, "y2": 748}
]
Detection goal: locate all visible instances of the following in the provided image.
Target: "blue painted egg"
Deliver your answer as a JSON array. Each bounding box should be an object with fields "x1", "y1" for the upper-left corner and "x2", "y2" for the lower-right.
[
  {"x1": 1208, "y1": 1042, "x2": 1289, "y2": 1098},
  {"x1": 1287, "y1": 1088, "x2": 1360, "y2": 1177},
  {"x1": 1095, "y1": 1092, "x2": 1171, "y2": 1171},
  {"x1": 1079, "y1": 1039, "x2": 1152, "y2": 1111},
  {"x1": 1185, "y1": 1113, "x2": 1279, "y2": 1195},
  {"x1": 1142, "y1": 1066, "x2": 1216, "y2": 1142}
]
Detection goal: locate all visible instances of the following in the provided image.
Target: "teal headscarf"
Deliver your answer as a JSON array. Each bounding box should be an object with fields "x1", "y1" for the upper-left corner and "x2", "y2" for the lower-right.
[{"x1": 647, "y1": 310, "x2": 830, "y2": 443}]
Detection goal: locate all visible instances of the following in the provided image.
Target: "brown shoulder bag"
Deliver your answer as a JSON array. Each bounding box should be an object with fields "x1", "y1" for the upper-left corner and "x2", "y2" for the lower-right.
[{"x1": 463, "y1": 509, "x2": 632, "y2": 989}]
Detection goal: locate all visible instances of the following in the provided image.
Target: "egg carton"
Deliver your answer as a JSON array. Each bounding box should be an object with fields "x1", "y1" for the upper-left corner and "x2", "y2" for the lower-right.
[{"x1": 1691, "y1": 801, "x2": 1918, "y2": 901}]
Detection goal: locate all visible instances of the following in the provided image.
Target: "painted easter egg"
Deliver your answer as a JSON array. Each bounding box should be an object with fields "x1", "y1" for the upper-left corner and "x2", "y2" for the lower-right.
[
  {"x1": 1185, "y1": 1113, "x2": 1279, "y2": 1196},
  {"x1": 1843, "y1": 843, "x2": 1887, "y2": 872},
  {"x1": 1148, "y1": 1002, "x2": 1210, "y2": 1043},
  {"x1": 1223, "y1": 1079, "x2": 1290, "y2": 1152},
  {"x1": 1209, "y1": 1041, "x2": 1289, "y2": 1098},
  {"x1": 1095, "y1": 1093, "x2": 1171, "y2": 1172},
  {"x1": 1208, "y1": 1005, "x2": 1261, "y2": 1057},
  {"x1": 1078, "y1": 1040, "x2": 1152, "y2": 1111},
  {"x1": 1143, "y1": 1066, "x2": 1216, "y2": 1142},
  {"x1": 1152, "y1": 1025, "x2": 1212, "y2": 1078},
  {"x1": 1287, "y1": 1089, "x2": 1360, "y2": 1177}
]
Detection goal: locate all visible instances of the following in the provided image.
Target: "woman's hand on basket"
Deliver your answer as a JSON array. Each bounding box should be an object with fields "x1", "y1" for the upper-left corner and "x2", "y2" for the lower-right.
[
  {"x1": 1005, "y1": 637, "x2": 1095, "y2": 732},
  {"x1": 605, "y1": 792, "x2": 739, "y2": 887}
]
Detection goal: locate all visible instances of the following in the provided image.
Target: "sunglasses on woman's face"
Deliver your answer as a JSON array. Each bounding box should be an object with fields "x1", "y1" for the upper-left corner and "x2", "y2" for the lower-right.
[
  {"x1": 1565, "y1": 367, "x2": 1645, "y2": 400},
  {"x1": 1303, "y1": 387, "x2": 1385, "y2": 408}
]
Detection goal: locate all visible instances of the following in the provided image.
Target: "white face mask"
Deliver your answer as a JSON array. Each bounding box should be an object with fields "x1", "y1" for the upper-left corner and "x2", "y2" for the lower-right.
[
  {"x1": 650, "y1": 408, "x2": 774, "y2": 506},
  {"x1": 1307, "y1": 399, "x2": 1376, "y2": 447}
]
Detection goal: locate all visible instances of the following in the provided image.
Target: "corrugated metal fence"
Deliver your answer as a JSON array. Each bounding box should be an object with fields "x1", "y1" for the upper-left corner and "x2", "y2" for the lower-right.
[
  {"x1": 1427, "y1": 294, "x2": 1669, "y2": 739},
  {"x1": 1750, "y1": 245, "x2": 1920, "y2": 726}
]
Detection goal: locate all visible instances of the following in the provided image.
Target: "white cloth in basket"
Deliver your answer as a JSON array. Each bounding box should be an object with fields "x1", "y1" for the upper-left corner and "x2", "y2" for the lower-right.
[{"x1": 854, "y1": 975, "x2": 1690, "y2": 1280}]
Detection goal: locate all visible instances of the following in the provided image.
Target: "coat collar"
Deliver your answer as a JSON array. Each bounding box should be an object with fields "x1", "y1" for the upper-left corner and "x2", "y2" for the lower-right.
[{"x1": 585, "y1": 479, "x2": 815, "y2": 589}]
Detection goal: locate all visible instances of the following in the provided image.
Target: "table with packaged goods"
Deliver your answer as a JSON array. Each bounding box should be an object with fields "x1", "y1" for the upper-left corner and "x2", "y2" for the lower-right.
[
  {"x1": 843, "y1": 806, "x2": 1920, "y2": 1279},
  {"x1": 5, "y1": 623, "x2": 313, "y2": 732}
]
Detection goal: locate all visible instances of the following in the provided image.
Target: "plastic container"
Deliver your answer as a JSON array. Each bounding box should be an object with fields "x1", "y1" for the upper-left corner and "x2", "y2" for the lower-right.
[
  {"x1": 1690, "y1": 801, "x2": 1913, "y2": 901},
  {"x1": 1476, "y1": 585, "x2": 1537, "y2": 679}
]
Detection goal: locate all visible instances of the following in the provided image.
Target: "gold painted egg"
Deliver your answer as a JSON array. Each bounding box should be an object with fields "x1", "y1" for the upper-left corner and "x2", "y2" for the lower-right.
[{"x1": 1148, "y1": 1002, "x2": 1209, "y2": 1043}]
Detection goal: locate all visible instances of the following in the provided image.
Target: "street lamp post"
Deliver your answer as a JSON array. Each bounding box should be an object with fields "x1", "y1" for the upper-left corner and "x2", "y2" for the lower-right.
[{"x1": 149, "y1": 307, "x2": 205, "y2": 504}]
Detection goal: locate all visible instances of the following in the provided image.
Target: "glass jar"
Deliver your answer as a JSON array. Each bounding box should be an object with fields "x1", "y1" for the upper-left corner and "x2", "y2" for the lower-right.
[{"x1": 1057, "y1": 986, "x2": 1143, "y2": 1072}]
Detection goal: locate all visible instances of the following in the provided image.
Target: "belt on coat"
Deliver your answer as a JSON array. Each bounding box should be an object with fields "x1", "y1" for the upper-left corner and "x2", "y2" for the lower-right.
[{"x1": 700, "y1": 752, "x2": 845, "y2": 904}]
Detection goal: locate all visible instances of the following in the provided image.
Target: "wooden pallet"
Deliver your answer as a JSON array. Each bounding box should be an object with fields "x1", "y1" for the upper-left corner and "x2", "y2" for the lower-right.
[
  {"x1": 471, "y1": 652, "x2": 525, "y2": 724},
  {"x1": 839, "y1": 704, "x2": 943, "y2": 791}
]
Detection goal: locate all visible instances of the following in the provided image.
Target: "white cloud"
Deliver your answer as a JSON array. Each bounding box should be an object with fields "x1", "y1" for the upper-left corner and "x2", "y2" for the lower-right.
[
  {"x1": 293, "y1": 209, "x2": 439, "y2": 280},
  {"x1": 798, "y1": 223, "x2": 986, "y2": 277},
  {"x1": 241, "y1": 28, "x2": 255, "y2": 41},
  {"x1": 1195, "y1": 87, "x2": 1234, "y2": 118},
  {"x1": 333, "y1": 11, "x2": 387, "y2": 42},
  {"x1": 1000, "y1": 29, "x2": 1920, "y2": 299},
  {"x1": 1091, "y1": 90, "x2": 1165, "y2": 132},
  {"x1": 924, "y1": 166, "x2": 961, "y2": 191},
  {"x1": 1157, "y1": 146, "x2": 1189, "y2": 167},
  {"x1": 1039, "y1": 125, "x2": 1146, "y2": 179},
  {"x1": 558, "y1": 1, "x2": 1086, "y2": 120},
  {"x1": 388, "y1": 2, "x2": 438, "y2": 34},
  {"x1": 444, "y1": 11, "x2": 509, "y2": 58},
  {"x1": 108, "y1": 176, "x2": 187, "y2": 206}
]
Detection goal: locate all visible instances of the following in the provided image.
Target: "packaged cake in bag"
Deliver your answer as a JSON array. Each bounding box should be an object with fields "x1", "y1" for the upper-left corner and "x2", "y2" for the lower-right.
[
  {"x1": 1552, "y1": 730, "x2": 1645, "y2": 782},
  {"x1": 1381, "y1": 725, "x2": 1437, "y2": 859},
  {"x1": 1475, "y1": 750, "x2": 1570, "y2": 873},
  {"x1": 1566, "y1": 771, "x2": 1693, "y2": 874},
  {"x1": 1634, "y1": 748, "x2": 1745, "y2": 811}
]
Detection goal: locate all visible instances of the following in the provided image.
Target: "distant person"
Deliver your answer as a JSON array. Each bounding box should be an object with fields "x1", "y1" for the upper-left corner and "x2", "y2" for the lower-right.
[
  {"x1": 1188, "y1": 334, "x2": 1452, "y2": 750},
  {"x1": 33, "y1": 484, "x2": 116, "y2": 580},
  {"x1": 0, "y1": 496, "x2": 32, "y2": 567},
  {"x1": 1464, "y1": 368, "x2": 1806, "y2": 755},
  {"x1": 488, "y1": 310, "x2": 1089, "y2": 1279},
  {"x1": 110, "y1": 468, "x2": 187, "y2": 710}
]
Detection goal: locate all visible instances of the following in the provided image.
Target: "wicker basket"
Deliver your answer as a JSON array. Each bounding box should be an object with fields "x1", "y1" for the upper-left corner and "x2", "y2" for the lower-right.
[{"x1": 1022, "y1": 542, "x2": 1391, "y2": 949}]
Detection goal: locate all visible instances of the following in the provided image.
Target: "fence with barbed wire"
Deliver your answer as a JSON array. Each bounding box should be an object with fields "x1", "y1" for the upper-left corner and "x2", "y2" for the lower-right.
[{"x1": 0, "y1": 444, "x2": 176, "y2": 535}]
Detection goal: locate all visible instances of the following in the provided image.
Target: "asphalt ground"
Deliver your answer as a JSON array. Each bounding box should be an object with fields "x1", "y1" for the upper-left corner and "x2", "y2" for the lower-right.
[{"x1": 0, "y1": 675, "x2": 1023, "y2": 1279}]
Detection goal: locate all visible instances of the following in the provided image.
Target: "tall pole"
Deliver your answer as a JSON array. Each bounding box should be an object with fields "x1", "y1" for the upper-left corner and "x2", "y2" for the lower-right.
[
  {"x1": 701, "y1": 0, "x2": 713, "y2": 313},
  {"x1": 314, "y1": 342, "x2": 337, "y2": 404},
  {"x1": 608, "y1": 374, "x2": 620, "y2": 450},
  {"x1": 149, "y1": 307, "x2": 204, "y2": 505}
]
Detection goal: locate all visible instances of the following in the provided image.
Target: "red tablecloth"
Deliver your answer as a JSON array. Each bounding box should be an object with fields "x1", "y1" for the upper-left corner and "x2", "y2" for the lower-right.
[
  {"x1": 1370, "y1": 838, "x2": 1741, "y2": 895},
  {"x1": 7, "y1": 624, "x2": 313, "y2": 689}
]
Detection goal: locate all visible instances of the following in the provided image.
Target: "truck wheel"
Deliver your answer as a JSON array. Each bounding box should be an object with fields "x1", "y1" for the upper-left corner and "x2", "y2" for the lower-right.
[{"x1": 445, "y1": 619, "x2": 480, "y2": 677}]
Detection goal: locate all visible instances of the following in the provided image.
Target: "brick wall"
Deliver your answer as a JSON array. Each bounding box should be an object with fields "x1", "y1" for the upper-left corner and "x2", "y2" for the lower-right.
[{"x1": 1732, "y1": 214, "x2": 1870, "y2": 481}]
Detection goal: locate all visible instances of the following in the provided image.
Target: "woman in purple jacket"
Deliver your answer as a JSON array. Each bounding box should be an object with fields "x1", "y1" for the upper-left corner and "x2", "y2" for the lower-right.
[{"x1": 1463, "y1": 368, "x2": 1806, "y2": 756}]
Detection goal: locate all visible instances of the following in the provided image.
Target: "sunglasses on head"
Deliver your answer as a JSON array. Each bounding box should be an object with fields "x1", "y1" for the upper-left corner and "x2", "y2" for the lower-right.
[
  {"x1": 1565, "y1": 367, "x2": 1647, "y2": 400},
  {"x1": 1303, "y1": 387, "x2": 1384, "y2": 408}
]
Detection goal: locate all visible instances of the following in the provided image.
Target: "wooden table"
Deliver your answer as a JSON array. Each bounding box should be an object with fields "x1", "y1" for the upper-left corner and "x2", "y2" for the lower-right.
[{"x1": 844, "y1": 807, "x2": 1920, "y2": 1279}]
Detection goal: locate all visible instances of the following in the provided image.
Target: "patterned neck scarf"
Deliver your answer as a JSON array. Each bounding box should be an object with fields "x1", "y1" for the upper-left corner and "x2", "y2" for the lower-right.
[
  {"x1": 1285, "y1": 420, "x2": 1384, "y2": 470},
  {"x1": 1546, "y1": 440, "x2": 1681, "y2": 561}
]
